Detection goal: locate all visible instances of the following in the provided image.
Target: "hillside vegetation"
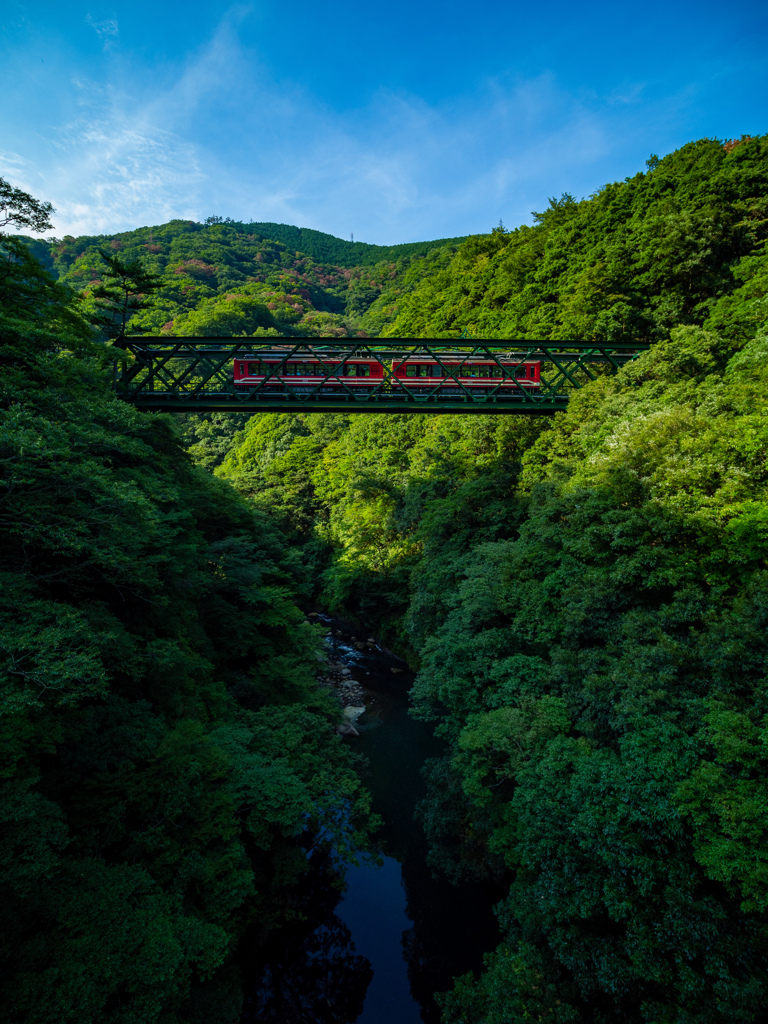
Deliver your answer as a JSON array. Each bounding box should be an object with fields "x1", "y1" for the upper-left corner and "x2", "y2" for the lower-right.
[{"x1": 213, "y1": 136, "x2": 768, "y2": 1022}]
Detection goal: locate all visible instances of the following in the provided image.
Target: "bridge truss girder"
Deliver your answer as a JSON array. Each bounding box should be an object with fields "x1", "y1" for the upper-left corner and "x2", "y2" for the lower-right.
[{"x1": 112, "y1": 337, "x2": 650, "y2": 414}]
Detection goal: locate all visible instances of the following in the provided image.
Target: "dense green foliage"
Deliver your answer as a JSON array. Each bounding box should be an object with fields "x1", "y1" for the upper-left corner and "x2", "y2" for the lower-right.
[
  {"x1": 0, "y1": 237, "x2": 374, "y2": 1023},
  {"x1": 214, "y1": 136, "x2": 768, "y2": 1022}
]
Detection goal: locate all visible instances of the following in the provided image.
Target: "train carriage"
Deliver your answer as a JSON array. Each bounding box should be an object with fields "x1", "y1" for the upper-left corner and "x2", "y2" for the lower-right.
[
  {"x1": 234, "y1": 357, "x2": 384, "y2": 392},
  {"x1": 233, "y1": 355, "x2": 541, "y2": 394},
  {"x1": 391, "y1": 358, "x2": 540, "y2": 392}
]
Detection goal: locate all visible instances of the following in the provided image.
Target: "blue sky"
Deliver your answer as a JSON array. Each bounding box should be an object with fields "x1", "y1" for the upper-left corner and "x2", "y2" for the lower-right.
[{"x1": 2, "y1": 0, "x2": 766, "y2": 243}]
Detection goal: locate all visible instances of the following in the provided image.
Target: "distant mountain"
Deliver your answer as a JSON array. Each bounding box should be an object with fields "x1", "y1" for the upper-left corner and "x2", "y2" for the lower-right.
[
  {"x1": 242, "y1": 222, "x2": 468, "y2": 267},
  {"x1": 17, "y1": 218, "x2": 466, "y2": 337}
]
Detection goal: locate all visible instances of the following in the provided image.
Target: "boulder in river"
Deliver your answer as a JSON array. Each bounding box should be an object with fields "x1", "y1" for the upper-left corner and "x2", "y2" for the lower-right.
[
  {"x1": 341, "y1": 668, "x2": 352, "y2": 677},
  {"x1": 336, "y1": 706, "x2": 365, "y2": 738},
  {"x1": 343, "y1": 706, "x2": 366, "y2": 725},
  {"x1": 336, "y1": 722, "x2": 359, "y2": 737},
  {"x1": 390, "y1": 667, "x2": 405, "y2": 675}
]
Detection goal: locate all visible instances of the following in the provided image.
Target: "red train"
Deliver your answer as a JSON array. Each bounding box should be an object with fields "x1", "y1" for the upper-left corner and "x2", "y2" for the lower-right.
[{"x1": 233, "y1": 356, "x2": 541, "y2": 392}]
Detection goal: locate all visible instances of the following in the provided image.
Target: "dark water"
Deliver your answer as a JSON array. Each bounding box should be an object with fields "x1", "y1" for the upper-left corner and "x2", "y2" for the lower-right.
[{"x1": 241, "y1": 619, "x2": 500, "y2": 1023}]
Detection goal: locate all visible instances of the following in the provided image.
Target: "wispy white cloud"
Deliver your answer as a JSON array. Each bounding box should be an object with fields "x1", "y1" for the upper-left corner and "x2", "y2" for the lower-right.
[
  {"x1": 4, "y1": 15, "x2": 695, "y2": 242},
  {"x1": 46, "y1": 114, "x2": 205, "y2": 235},
  {"x1": 85, "y1": 13, "x2": 119, "y2": 50}
]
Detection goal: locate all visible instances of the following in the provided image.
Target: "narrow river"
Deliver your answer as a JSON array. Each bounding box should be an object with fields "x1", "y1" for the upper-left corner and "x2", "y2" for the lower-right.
[{"x1": 241, "y1": 616, "x2": 500, "y2": 1023}]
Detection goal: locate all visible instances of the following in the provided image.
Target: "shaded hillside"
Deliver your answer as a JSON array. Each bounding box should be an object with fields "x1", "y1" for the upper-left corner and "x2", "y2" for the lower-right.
[{"x1": 0, "y1": 236, "x2": 375, "y2": 1024}]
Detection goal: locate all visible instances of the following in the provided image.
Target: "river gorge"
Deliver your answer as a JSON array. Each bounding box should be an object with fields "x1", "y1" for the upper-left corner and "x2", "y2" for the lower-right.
[{"x1": 240, "y1": 616, "x2": 501, "y2": 1024}]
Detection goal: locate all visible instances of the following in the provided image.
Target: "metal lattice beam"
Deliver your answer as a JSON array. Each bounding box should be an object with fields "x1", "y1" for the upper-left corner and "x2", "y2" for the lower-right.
[{"x1": 112, "y1": 337, "x2": 650, "y2": 414}]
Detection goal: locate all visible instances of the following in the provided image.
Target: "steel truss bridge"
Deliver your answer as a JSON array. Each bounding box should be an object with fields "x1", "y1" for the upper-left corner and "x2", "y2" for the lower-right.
[{"x1": 113, "y1": 337, "x2": 650, "y2": 415}]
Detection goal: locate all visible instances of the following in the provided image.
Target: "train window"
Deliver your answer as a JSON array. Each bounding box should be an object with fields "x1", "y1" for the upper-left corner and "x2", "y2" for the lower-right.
[
  {"x1": 239, "y1": 363, "x2": 246, "y2": 375},
  {"x1": 431, "y1": 365, "x2": 443, "y2": 377},
  {"x1": 345, "y1": 365, "x2": 356, "y2": 377},
  {"x1": 406, "y1": 365, "x2": 417, "y2": 377},
  {"x1": 515, "y1": 366, "x2": 527, "y2": 378},
  {"x1": 491, "y1": 366, "x2": 502, "y2": 378},
  {"x1": 479, "y1": 366, "x2": 489, "y2": 378},
  {"x1": 359, "y1": 365, "x2": 370, "y2": 377}
]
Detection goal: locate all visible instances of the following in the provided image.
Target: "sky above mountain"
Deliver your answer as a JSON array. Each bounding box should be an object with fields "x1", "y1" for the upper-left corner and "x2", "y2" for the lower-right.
[{"x1": 2, "y1": 0, "x2": 766, "y2": 244}]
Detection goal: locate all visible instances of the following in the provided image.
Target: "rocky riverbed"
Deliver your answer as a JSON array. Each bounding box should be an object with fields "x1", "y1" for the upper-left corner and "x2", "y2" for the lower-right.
[{"x1": 307, "y1": 611, "x2": 388, "y2": 736}]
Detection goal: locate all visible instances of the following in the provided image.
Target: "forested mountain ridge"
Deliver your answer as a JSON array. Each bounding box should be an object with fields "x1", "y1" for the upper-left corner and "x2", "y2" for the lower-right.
[
  {"x1": 223, "y1": 221, "x2": 467, "y2": 267},
  {"x1": 19, "y1": 218, "x2": 465, "y2": 339},
  {"x1": 383, "y1": 135, "x2": 768, "y2": 343},
  {"x1": 212, "y1": 134, "x2": 768, "y2": 1022}
]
